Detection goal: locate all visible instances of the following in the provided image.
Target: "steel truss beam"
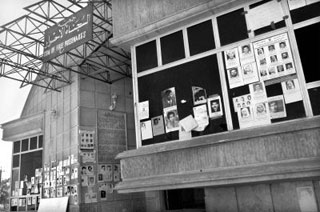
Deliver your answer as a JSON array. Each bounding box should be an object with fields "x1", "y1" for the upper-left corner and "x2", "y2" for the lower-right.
[{"x1": 0, "y1": 0, "x2": 131, "y2": 92}]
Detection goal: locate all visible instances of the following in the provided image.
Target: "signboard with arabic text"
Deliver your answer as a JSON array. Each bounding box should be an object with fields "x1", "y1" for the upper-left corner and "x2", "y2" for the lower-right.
[{"x1": 43, "y1": 5, "x2": 93, "y2": 61}]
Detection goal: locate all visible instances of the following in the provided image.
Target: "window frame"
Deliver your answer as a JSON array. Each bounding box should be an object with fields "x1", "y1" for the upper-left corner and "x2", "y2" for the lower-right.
[{"x1": 131, "y1": 0, "x2": 318, "y2": 148}]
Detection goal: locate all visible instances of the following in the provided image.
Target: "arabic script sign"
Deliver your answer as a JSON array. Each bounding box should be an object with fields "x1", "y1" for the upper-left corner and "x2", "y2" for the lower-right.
[{"x1": 43, "y1": 5, "x2": 93, "y2": 61}]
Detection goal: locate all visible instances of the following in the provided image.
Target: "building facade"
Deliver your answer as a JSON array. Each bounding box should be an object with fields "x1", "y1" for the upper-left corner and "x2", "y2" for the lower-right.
[{"x1": 111, "y1": 0, "x2": 320, "y2": 211}]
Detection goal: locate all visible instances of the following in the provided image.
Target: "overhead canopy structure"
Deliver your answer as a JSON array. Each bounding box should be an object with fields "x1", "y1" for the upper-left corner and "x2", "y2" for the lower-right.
[{"x1": 0, "y1": 0, "x2": 131, "y2": 92}]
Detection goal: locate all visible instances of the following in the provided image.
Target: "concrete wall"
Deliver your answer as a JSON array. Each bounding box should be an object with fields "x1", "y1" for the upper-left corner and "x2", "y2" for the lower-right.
[
  {"x1": 113, "y1": 0, "x2": 212, "y2": 37},
  {"x1": 20, "y1": 71, "x2": 79, "y2": 169},
  {"x1": 78, "y1": 75, "x2": 149, "y2": 211},
  {"x1": 205, "y1": 180, "x2": 320, "y2": 212},
  {"x1": 116, "y1": 117, "x2": 320, "y2": 193}
]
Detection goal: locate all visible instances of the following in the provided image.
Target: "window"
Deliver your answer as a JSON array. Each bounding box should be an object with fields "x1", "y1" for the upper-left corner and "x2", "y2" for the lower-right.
[
  {"x1": 160, "y1": 30, "x2": 185, "y2": 65},
  {"x1": 21, "y1": 139, "x2": 29, "y2": 151},
  {"x1": 187, "y1": 20, "x2": 215, "y2": 56},
  {"x1": 136, "y1": 40, "x2": 158, "y2": 72},
  {"x1": 294, "y1": 22, "x2": 320, "y2": 83},
  {"x1": 217, "y1": 8, "x2": 248, "y2": 46},
  {"x1": 13, "y1": 141, "x2": 20, "y2": 153},
  {"x1": 138, "y1": 55, "x2": 227, "y2": 145},
  {"x1": 12, "y1": 155, "x2": 20, "y2": 168},
  {"x1": 39, "y1": 135, "x2": 43, "y2": 148},
  {"x1": 30, "y1": 136, "x2": 38, "y2": 150},
  {"x1": 133, "y1": 1, "x2": 320, "y2": 147}
]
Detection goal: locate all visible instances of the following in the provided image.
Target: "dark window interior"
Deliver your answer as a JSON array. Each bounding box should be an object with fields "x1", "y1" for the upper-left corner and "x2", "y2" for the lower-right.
[
  {"x1": 165, "y1": 188, "x2": 205, "y2": 210},
  {"x1": 138, "y1": 55, "x2": 227, "y2": 146},
  {"x1": 187, "y1": 20, "x2": 215, "y2": 56},
  {"x1": 12, "y1": 155, "x2": 20, "y2": 168},
  {"x1": 308, "y1": 87, "x2": 320, "y2": 116},
  {"x1": 290, "y1": 1, "x2": 320, "y2": 24},
  {"x1": 217, "y1": 8, "x2": 248, "y2": 46},
  {"x1": 136, "y1": 40, "x2": 158, "y2": 73},
  {"x1": 21, "y1": 139, "x2": 29, "y2": 152},
  {"x1": 294, "y1": 22, "x2": 320, "y2": 83},
  {"x1": 13, "y1": 141, "x2": 20, "y2": 153},
  {"x1": 20, "y1": 151, "x2": 42, "y2": 195},
  {"x1": 161, "y1": 30, "x2": 185, "y2": 65},
  {"x1": 39, "y1": 135, "x2": 43, "y2": 148},
  {"x1": 30, "y1": 136, "x2": 37, "y2": 150}
]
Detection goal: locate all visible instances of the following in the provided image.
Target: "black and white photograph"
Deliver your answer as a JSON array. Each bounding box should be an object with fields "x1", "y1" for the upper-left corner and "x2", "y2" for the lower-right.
[
  {"x1": 207, "y1": 95, "x2": 223, "y2": 119},
  {"x1": 0, "y1": 1, "x2": 318, "y2": 212}
]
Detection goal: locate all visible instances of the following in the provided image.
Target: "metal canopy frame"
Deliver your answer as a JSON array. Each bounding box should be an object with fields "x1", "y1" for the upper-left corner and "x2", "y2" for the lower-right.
[{"x1": 0, "y1": 0, "x2": 131, "y2": 92}]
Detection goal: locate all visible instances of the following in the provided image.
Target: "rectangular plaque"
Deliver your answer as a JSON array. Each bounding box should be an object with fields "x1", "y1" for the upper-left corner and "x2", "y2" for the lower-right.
[
  {"x1": 43, "y1": 5, "x2": 93, "y2": 61},
  {"x1": 97, "y1": 110, "x2": 127, "y2": 163}
]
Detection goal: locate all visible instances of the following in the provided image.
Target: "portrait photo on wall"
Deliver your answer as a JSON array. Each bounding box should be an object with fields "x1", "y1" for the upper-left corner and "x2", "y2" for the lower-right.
[
  {"x1": 237, "y1": 106, "x2": 254, "y2": 129},
  {"x1": 192, "y1": 86, "x2": 207, "y2": 105},
  {"x1": 239, "y1": 43, "x2": 255, "y2": 65},
  {"x1": 207, "y1": 95, "x2": 223, "y2": 119},
  {"x1": 151, "y1": 115, "x2": 165, "y2": 136},
  {"x1": 281, "y1": 78, "x2": 302, "y2": 104},
  {"x1": 227, "y1": 66, "x2": 244, "y2": 88},
  {"x1": 163, "y1": 108, "x2": 180, "y2": 133},
  {"x1": 140, "y1": 120, "x2": 153, "y2": 140},
  {"x1": 268, "y1": 95, "x2": 287, "y2": 119},
  {"x1": 224, "y1": 47, "x2": 240, "y2": 69},
  {"x1": 161, "y1": 87, "x2": 177, "y2": 109}
]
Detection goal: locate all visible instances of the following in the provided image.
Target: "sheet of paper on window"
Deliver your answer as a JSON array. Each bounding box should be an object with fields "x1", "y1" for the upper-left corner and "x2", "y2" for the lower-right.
[
  {"x1": 192, "y1": 105, "x2": 209, "y2": 131},
  {"x1": 179, "y1": 115, "x2": 198, "y2": 132},
  {"x1": 246, "y1": 0, "x2": 284, "y2": 31},
  {"x1": 140, "y1": 120, "x2": 153, "y2": 140},
  {"x1": 138, "y1": 100, "x2": 149, "y2": 120}
]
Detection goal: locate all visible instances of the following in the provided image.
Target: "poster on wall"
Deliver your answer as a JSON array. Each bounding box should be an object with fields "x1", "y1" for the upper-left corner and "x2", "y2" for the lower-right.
[
  {"x1": 163, "y1": 108, "x2": 180, "y2": 133},
  {"x1": 238, "y1": 43, "x2": 255, "y2": 65},
  {"x1": 138, "y1": 100, "x2": 149, "y2": 120},
  {"x1": 207, "y1": 95, "x2": 223, "y2": 119},
  {"x1": 80, "y1": 151, "x2": 96, "y2": 163},
  {"x1": 253, "y1": 33, "x2": 296, "y2": 81},
  {"x1": 140, "y1": 120, "x2": 153, "y2": 140},
  {"x1": 80, "y1": 130, "x2": 95, "y2": 150},
  {"x1": 151, "y1": 115, "x2": 165, "y2": 136},
  {"x1": 192, "y1": 86, "x2": 207, "y2": 105},
  {"x1": 99, "y1": 183, "x2": 107, "y2": 201},
  {"x1": 226, "y1": 66, "x2": 244, "y2": 89},
  {"x1": 161, "y1": 87, "x2": 177, "y2": 109},
  {"x1": 253, "y1": 101, "x2": 271, "y2": 126},
  {"x1": 281, "y1": 78, "x2": 302, "y2": 103},
  {"x1": 193, "y1": 104, "x2": 209, "y2": 131},
  {"x1": 241, "y1": 62, "x2": 259, "y2": 85},
  {"x1": 224, "y1": 47, "x2": 240, "y2": 69},
  {"x1": 233, "y1": 94, "x2": 252, "y2": 111},
  {"x1": 249, "y1": 81, "x2": 267, "y2": 102},
  {"x1": 267, "y1": 95, "x2": 287, "y2": 119},
  {"x1": 237, "y1": 106, "x2": 254, "y2": 129}
]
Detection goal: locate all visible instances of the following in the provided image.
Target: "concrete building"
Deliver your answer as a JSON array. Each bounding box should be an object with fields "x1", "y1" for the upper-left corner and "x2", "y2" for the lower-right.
[{"x1": 111, "y1": 0, "x2": 320, "y2": 211}]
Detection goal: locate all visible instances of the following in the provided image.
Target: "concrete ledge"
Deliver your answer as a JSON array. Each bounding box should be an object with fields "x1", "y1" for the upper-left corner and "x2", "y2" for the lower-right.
[{"x1": 116, "y1": 157, "x2": 320, "y2": 193}]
